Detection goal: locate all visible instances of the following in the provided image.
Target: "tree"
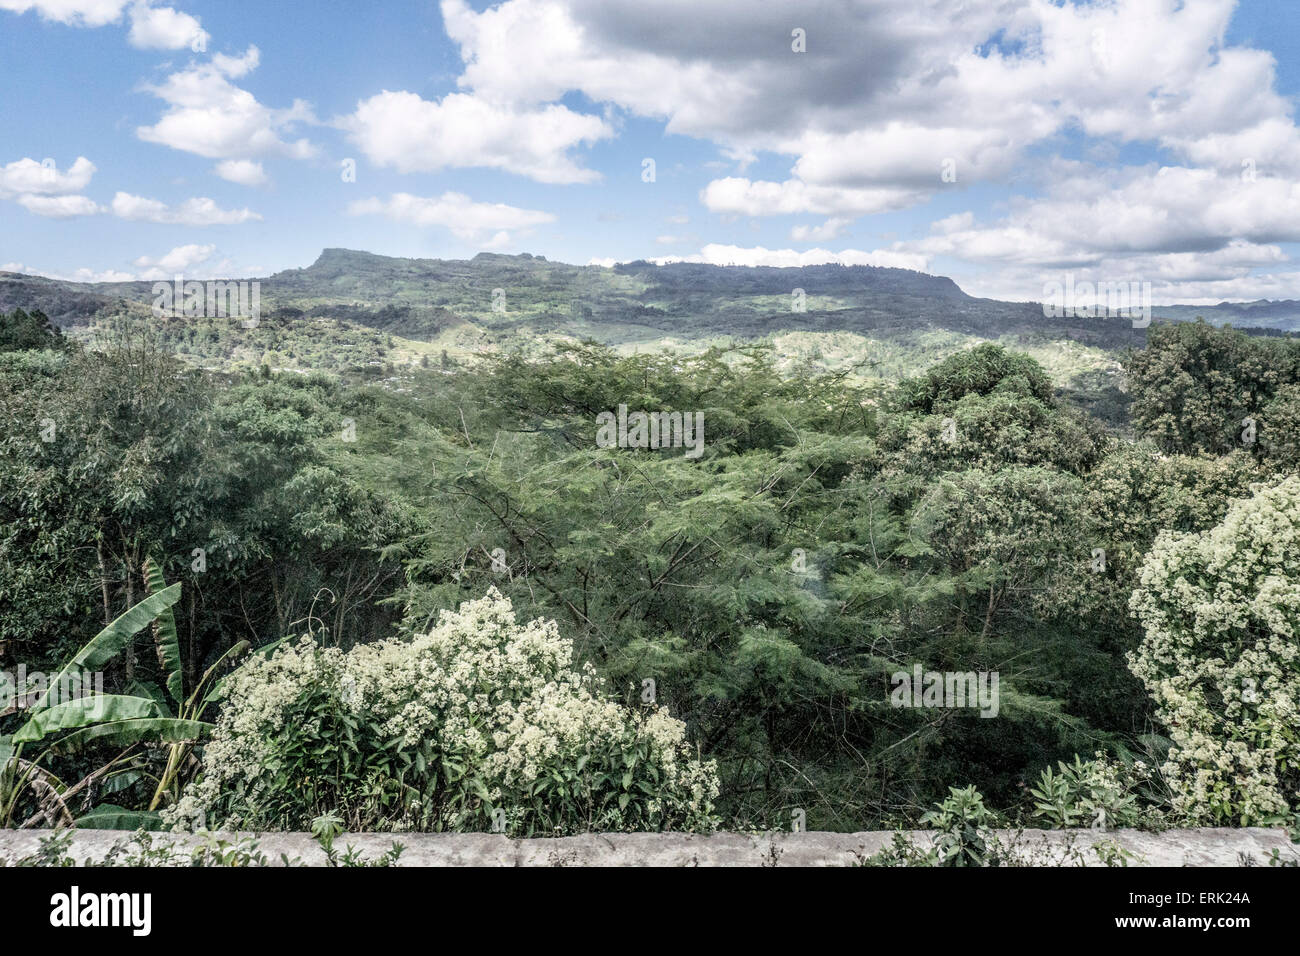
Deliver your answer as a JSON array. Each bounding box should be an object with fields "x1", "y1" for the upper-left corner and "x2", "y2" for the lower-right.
[
  {"x1": 1129, "y1": 474, "x2": 1300, "y2": 825},
  {"x1": 1125, "y1": 321, "x2": 1300, "y2": 456},
  {"x1": 0, "y1": 308, "x2": 63, "y2": 352}
]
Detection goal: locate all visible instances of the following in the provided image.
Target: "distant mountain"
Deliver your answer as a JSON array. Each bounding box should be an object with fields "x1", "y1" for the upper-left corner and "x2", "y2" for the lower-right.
[
  {"x1": 1, "y1": 250, "x2": 1293, "y2": 374},
  {"x1": 1151, "y1": 299, "x2": 1300, "y2": 331}
]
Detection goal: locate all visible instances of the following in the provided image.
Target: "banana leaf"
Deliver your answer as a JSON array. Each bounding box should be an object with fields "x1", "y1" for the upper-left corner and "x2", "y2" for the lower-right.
[
  {"x1": 75, "y1": 803, "x2": 163, "y2": 831},
  {"x1": 124, "y1": 679, "x2": 172, "y2": 717},
  {"x1": 13, "y1": 695, "x2": 164, "y2": 744},
  {"x1": 36, "y1": 584, "x2": 181, "y2": 711},
  {"x1": 142, "y1": 556, "x2": 184, "y2": 706},
  {"x1": 43, "y1": 717, "x2": 209, "y2": 754}
]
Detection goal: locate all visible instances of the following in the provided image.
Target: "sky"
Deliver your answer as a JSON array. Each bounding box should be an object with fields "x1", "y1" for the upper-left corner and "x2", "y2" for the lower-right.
[{"x1": 2, "y1": 0, "x2": 1300, "y2": 305}]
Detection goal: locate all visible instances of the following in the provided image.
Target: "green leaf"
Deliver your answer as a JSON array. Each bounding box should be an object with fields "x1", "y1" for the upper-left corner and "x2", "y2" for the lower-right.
[
  {"x1": 469, "y1": 777, "x2": 491, "y2": 801},
  {"x1": 45, "y1": 717, "x2": 209, "y2": 753},
  {"x1": 36, "y1": 584, "x2": 182, "y2": 711},
  {"x1": 14, "y1": 694, "x2": 164, "y2": 743},
  {"x1": 124, "y1": 679, "x2": 172, "y2": 718},
  {"x1": 74, "y1": 804, "x2": 163, "y2": 831},
  {"x1": 99, "y1": 769, "x2": 144, "y2": 796},
  {"x1": 143, "y1": 555, "x2": 184, "y2": 706}
]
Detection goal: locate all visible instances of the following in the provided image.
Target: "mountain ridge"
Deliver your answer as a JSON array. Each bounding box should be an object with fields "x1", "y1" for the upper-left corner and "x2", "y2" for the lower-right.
[{"x1": 2, "y1": 249, "x2": 1297, "y2": 344}]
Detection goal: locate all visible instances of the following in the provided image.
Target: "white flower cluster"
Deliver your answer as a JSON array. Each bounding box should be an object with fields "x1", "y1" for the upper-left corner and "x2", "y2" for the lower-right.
[
  {"x1": 1129, "y1": 475, "x2": 1300, "y2": 825},
  {"x1": 165, "y1": 588, "x2": 719, "y2": 833}
]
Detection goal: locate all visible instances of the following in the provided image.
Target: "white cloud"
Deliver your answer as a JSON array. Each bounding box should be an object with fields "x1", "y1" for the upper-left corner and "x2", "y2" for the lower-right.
[
  {"x1": 0, "y1": 156, "x2": 96, "y2": 197},
  {"x1": 16, "y1": 194, "x2": 102, "y2": 217},
  {"x1": 132, "y1": 242, "x2": 215, "y2": 277},
  {"x1": 437, "y1": 0, "x2": 1300, "y2": 249},
  {"x1": 1, "y1": 1, "x2": 207, "y2": 49},
  {"x1": 126, "y1": 1, "x2": 207, "y2": 51},
  {"x1": 8, "y1": 261, "x2": 134, "y2": 281},
  {"x1": 348, "y1": 191, "x2": 555, "y2": 245},
  {"x1": 0, "y1": 0, "x2": 128, "y2": 27},
  {"x1": 642, "y1": 243, "x2": 929, "y2": 270},
  {"x1": 791, "y1": 218, "x2": 851, "y2": 242},
  {"x1": 68, "y1": 267, "x2": 137, "y2": 282},
  {"x1": 213, "y1": 159, "x2": 267, "y2": 186},
  {"x1": 701, "y1": 177, "x2": 922, "y2": 218},
  {"x1": 137, "y1": 46, "x2": 316, "y2": 161},
  {"x1": 904, "y1": 165, "x2": 1300, "y2": 268},
  {"x1": 110, "y1": 191, "x2": 261, "y2": 225},
  {"x1": 337, "y1": 90, "x2": 611, "y2": 184}
]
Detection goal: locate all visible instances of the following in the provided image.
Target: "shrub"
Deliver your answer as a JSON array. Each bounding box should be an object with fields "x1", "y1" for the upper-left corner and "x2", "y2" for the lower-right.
[
  {"x1": 165, "y1": 589, "x2": 719, "y2": 834},
  {"x1": 1129, "y1": 474, "x2": 1300, "y2": 825},
  {"x1": 1028, "y1": 753, "x2": 1158, "y2": 829}
]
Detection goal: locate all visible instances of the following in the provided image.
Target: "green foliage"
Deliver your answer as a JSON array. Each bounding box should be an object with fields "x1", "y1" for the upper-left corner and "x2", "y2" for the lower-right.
[
  {"x1": 3, "y1": 311, "x2": 1295, "y2": 837},
  {"x1": 919, "y1": 785, "x2": 1002, "y2": 866},
  {"x1": 1027, "y1": 754, "x2": 1150, "y2": 829},
  {"x1": 0, "y1": 585, "x2": 197, "y2": 827},
  {"x1": 168, "y1": 590, "x2": 719, "y2": 835},
  {"x1": 1129, "y1": 474, "x2": 1300, "y2": 825},
  {"x1": 1125, "y1": 320, "x2": 1300, "y2": 459},
  {"x1": 893, "y1": 343, "x2": 1055, "y2": 413},
  {"x1": 0, "y1": 308, "x2": 63, "y2": 352}
]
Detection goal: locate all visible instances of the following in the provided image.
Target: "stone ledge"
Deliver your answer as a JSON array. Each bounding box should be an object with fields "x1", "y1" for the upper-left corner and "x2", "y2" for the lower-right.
[{"x1": 1, "y1": 826, "x2": 1296, "y2": 866}]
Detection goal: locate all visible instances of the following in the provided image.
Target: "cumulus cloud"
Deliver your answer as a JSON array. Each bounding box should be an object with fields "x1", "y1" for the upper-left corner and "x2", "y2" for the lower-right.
[
  {"x1": 67, "y1": 267, "x2": 136, "y2": 282},
  {"x1": 16, "y1": 194, "x2": 103, "y2": 217},
  {"x1": 0, "y1": 0, "x2": 128, "y2": 27},
  {"x1": 132, "y1": 242, "x2": 216, "y2": 278},
  {"x1": 0, "y1": 156, "x2": 101, "y2": 217},
  {"x1": 337, "y1": 90, "x2": 611, "y2": 184},
  {"x1": 701, "y1": 177, "x2": 923, "y2": 217},
  {"x1": 347, "y1": 191, "x2": 555, "y2": 246},
  {"x1": 901, "y1": 165, "x2": 1300, "y2": 268},
  {"x1": 603, "y1": 243, "x2": 929, "y2": 271},
  {"x1": 110, "y1": 191, "x2": 261, "y2": 225},
  {"x1": 0, "y1": 156, "x2": 96, "y2": 197},
  {"x1": 791, "y1": 217, "x2": 851, "y2": 242},
  {"x1": 126, "y1": 1, "x2": 207, "y2": 50},
  {"x1": 137, "y1": 46, "x2": 316, "y2": 162},
  {"x1": 213, "y1": 159, "x2": 267, "y2": 186},
  {"x1": 431, "y1": 0, "x2": 1300, "y2": 300},
  {"x1": 2, "y1": 260, "x2": 134, "y2": 281},
  {"x1": 2, "y1": 1, "x2": 208, "y2": 49}
]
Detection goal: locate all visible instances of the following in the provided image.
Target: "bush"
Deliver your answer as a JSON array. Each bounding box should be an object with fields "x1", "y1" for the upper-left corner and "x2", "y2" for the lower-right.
[
  {"x1": 1129, "y1": 474, "x2": 1300, "y2": 825},
  {"x1": 1028, "y1": 753, "x2": 1157, "y2": 829},
  {"x1": 166, "y1": 589, "x2": 719, "y2": 834},
  {"x1": 893, "y1": 343, "x2": 1054, "y2": 414}
]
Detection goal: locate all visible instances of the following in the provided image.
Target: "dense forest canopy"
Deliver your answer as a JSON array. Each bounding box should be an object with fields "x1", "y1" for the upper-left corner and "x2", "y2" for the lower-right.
[{"x1": 1, "y1": 304, "x2": 1297, "y2": 834}]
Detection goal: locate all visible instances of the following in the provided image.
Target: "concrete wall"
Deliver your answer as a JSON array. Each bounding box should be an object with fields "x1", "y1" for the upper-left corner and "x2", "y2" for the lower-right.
[{"x1": 2, "y1": 826, "x2": 1296, "y2": 866}]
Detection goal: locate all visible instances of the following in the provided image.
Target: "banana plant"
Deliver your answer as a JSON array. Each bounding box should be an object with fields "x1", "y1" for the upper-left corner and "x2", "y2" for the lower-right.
[{"x1": 0, "y1": 556, "x2": 259, "y2": 828}]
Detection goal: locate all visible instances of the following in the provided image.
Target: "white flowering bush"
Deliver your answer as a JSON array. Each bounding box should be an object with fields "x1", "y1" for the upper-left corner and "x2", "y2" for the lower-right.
[
  {"x1": 1129, "y1": 475, "x2": 1300, "y2": 825},
  {"x1": 165, "y1": 589, "x2": 719, "y2": 834}
]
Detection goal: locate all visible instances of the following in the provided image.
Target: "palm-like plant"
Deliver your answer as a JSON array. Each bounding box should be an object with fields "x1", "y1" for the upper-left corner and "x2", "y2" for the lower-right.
[{"x1": 0, "y1": 557, "x2": 252, "y2": 828}]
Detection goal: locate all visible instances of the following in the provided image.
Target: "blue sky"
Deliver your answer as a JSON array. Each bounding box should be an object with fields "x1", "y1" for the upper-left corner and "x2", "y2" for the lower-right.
[{"x1": 3, "y1": 0, "x2": 1300, "y2": 305}]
